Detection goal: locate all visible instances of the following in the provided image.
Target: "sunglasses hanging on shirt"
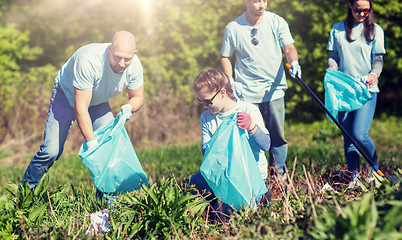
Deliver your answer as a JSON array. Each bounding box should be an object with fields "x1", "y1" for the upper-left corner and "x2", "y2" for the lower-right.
[{"x1": 251, "y1": 28, "x2": 258, "y2": 46}]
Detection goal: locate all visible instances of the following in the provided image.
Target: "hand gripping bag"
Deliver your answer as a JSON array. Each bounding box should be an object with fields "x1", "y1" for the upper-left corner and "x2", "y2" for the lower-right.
[
  {"x1": 79, "y1": 112, "x2": 149, "y2": 196},
  {"x1": 324, "y1": 68, "x2": 372, "y2": 122},
  {"x1": 200, "y1": 113, "x2": 268, "y2": 210}
]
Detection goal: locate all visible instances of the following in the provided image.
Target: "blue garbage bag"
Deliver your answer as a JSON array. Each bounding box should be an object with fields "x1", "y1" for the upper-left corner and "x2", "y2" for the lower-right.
[
  {"x1": 200, "y1": 113, "x2": 268, "y2": 210},
  {"x1": 324, "y1": 68, "x2": 372, "y2": 122},
  {"x1": 79, "y1": 112, "x2": 149, "y2": 196}
]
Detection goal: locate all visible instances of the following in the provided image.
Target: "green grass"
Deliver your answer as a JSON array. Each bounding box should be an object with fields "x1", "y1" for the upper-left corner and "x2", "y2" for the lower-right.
[
  {"x1": 0, "y1": 117, "x2": 401, "y2": 239},
  {"x1": 137, "y1": 144, "x2": 202, "y2": 183}
]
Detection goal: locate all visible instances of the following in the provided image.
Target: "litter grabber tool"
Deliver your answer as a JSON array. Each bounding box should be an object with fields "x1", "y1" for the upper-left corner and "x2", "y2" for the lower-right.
[{"x1": 286, "y1": 63, "x2": 399, "y2": 184}]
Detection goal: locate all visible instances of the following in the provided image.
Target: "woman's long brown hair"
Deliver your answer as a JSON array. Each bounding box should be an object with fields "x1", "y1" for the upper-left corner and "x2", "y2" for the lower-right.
[{"x1": 346, "y1": 0, "x2": 375, "y2": 42}]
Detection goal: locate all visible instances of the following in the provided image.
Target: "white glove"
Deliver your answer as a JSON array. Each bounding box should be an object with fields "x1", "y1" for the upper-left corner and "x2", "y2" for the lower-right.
[
  {"x1": 229, "y1": 77, "x2": 242, "y2": 99},
  {"x1": 358, "y1": 75, "x2": 368, "y2": 85},
  {"x1": 289, "y1": 60, "x2": 302, "y2": 79},
  {"x1": 120, "y1": 104, "x2": 133, "y2": 120},
  {"x1": 85, "y1": 138, "x2": 99, "y2": 150}
]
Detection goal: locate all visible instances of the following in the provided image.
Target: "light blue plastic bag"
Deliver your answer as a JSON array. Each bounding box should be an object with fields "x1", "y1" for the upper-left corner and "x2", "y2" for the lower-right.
[
  {"x1": 200, "y1": 113, "x2": 268, "y2": 210},
  {"x1": 324, "y1": 68, "x2": 372, "y2": 122},
  {"x1": 79, "y1": 112, "x2": 149, "y2": 196}
]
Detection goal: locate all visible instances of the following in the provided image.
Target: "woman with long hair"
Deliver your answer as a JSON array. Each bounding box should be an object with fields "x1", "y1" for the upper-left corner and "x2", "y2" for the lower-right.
[{"x1": 326, "y1": 0, "x2": 386, "y2": 179}]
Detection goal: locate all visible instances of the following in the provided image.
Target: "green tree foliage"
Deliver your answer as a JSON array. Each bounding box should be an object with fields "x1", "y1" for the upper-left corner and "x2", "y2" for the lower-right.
[
  {"x1": 0, "y1": 24, "x2": 56, "y2": 141},
  {"x1": 138, "y1": 0, "x2": 244, "y2": 106},
  {"x1": 4, "y1": 0, "x2": 162, "y2": 67},
  {"x1": 373, "y1": 0, "x2": 402, "y2": 115},
  {"x1": 269, "y1": 0, "x2": 346, "y2": 121},
  {"x1": 3, "y1": 0, "x2": 242, "y2": 102}
]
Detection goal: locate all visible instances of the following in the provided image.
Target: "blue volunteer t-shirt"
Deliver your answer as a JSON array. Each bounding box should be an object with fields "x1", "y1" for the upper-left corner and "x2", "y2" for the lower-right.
[
  {"x1": 221, "y1": 11, "x2": 294, "y2": 103},
  {"x1": 326, "y1": 21, "x2": 385, "y2": 92},
  {"x1": 55, "y1": 43, "x2": 144, "y2": 107}
]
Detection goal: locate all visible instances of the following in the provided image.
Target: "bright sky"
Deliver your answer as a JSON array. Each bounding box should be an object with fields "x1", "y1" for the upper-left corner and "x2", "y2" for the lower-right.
[{"x1": 139, "y1": 0, "x2": 152, "y2": 23}]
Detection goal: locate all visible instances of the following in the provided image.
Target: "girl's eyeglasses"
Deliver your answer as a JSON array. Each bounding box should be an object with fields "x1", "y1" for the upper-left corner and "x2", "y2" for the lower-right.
[
  {"x1": 251, "y1": 28, "x2": 258, "y2": 46},
  {"x1": 197, "y1": 90, "x2": 220, "y2": 107},
  {"x1": 353, "y1": 8, "x2": 370, "y2": 15}
]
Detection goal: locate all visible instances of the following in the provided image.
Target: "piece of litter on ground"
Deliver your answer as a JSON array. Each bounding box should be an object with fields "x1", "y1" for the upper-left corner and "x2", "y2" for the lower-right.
[
  {"x1": 347, "y1": 172, "x2": 361, "y2": 190},
  {"x1": 320, "y1": 182, "x2": 338, "y2": 194},
  {"x1": 86, "y1": 209, "x2": 110, "y2": 235},
  {"x1": 347, "y1": 178, "x2": 358, "y2": 189}
]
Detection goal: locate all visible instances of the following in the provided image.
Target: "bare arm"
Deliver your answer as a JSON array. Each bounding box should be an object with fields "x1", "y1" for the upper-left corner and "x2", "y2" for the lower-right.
[
  {"x1": 74, "y1": 88, "x2": 95, "y2": 141},
  {"x1": 126, "y1": 85, "x2": 144, "y2": 113},
  {"x1": 282, "y1": 43, "x2": 299, "y2": 64},
  {"x1": 220, "y1": 57, "x2": 233, "y2": 78}
]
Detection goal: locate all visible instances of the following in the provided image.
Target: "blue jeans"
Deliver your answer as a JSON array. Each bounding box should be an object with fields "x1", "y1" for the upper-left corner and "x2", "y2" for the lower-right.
[
  {"x1": 258, "y1": 97, "x2": 288, "y2": 174},
  {"x1": 338, "y1": 92, "x2": 378, "y2": 172},
  {"x1": 189, "y1": 172, "x2": 271, "y2": 219},
  {"x1": 189, "y1": 172, "x2": 229, "y2": 219},
  {"x1": 189, "y1": 172, "x2": 216, "y2": 201},
  {"x1": 22, "y1": 87, "x2": 114, "y2": 189}
]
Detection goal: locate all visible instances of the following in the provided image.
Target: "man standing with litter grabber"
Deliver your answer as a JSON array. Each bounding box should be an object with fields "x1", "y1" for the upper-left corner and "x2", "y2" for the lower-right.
[{"x1": 220, "y1": 0, "x2": 302, "y2": 179}]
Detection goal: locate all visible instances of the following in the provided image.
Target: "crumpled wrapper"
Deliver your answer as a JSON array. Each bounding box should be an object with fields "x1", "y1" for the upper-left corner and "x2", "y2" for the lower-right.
[
  {"x1": 320, "y1": 182, "x2": 339, "y2": 195},
  {"x1": 86, "y1": 209, "x2": 111, "y2": 235}
]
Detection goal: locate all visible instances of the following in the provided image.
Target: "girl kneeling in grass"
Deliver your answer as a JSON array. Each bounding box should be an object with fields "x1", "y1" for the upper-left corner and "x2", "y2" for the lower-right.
[{"x1": 189, "y1": 69, "x2": 271, "y2": 218}]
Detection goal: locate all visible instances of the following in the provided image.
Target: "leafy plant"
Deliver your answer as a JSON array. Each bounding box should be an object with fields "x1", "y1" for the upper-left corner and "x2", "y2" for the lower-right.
[
  {"x1": 0, "y1": 195, "x2": 18, "y2": 239},
  {"x1": 108, "y1": 177, "x2": 210, "y2": 239},
  {"x1": 0, "y1": 137, "x2": 400, "y2": 238},
  {"x1": 0, "y1": 172, "x2": 66, "y2": 238},
  {"x1": 309, "y1": 186, "x2": 402, "y2": 239},
  {"x1": 309, "y1": 194, "x2": 378, "y2": 239}
]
